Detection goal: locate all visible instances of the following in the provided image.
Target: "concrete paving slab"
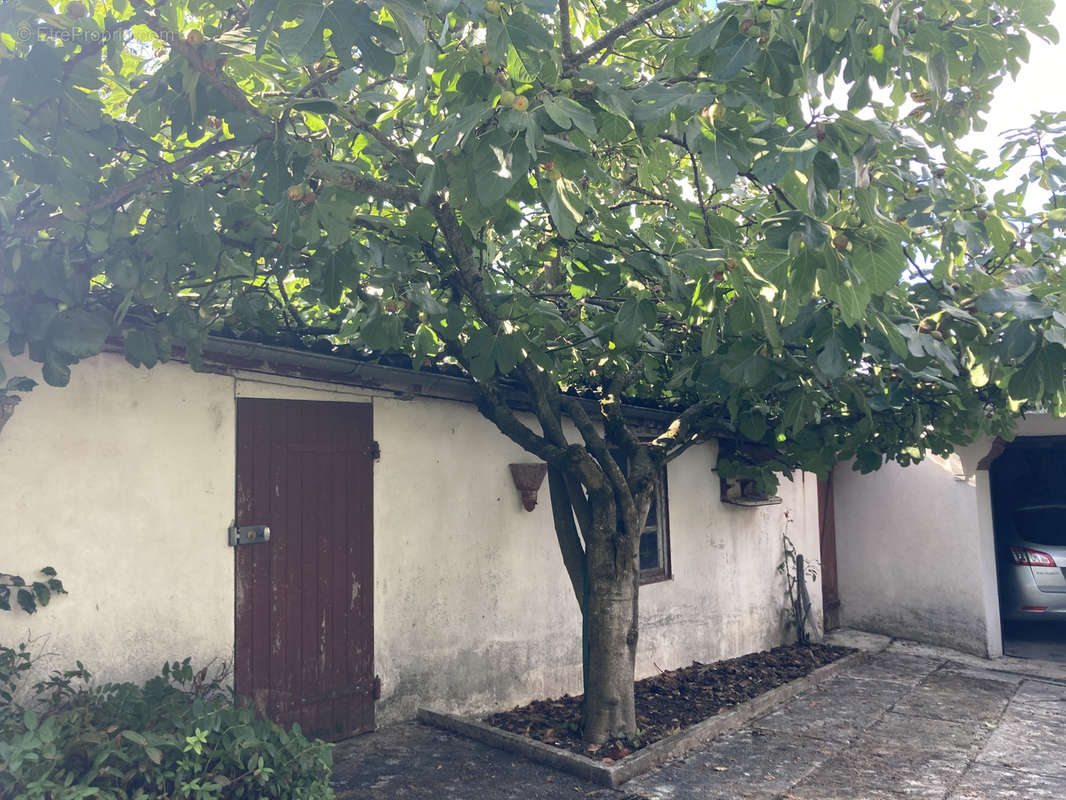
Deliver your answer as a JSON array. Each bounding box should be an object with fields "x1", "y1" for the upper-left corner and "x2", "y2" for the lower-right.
[
  {"x1": 624, "y1": 729, "x2": 840, "y2": 800},
  {"x1": 824, "y1": 629, "x2": 894, "y2": 652},
  {"x1": 858, "y1": 711, "x2": 993, "y2": 755},
  {"x1": 786, "y1": 743, "x2": 971, "y2": 800},
  {"x1": 844, "y1": 652, "x2": 944, "y2": 686},
  {"x1": 890, "y1": 669, "x2": 1015, "y2": 725},
  {"x1": 881, "y1": 637, "x2": 1066, "y2": 684},
  {"x1": 948, "y1": 763, "x2": 1066, "y2": 799},
  {"x1": 330, "y1": 721, "x2": 614, "y2": 799},
  {"x1": 1013, "y1": 678, "x2": 1066, "y2": 702},
  {"x1": 940, "y1": 662, "x2": 1025, "y2": 686},
  {"x1": 1009, "y1": 677, "x2": 1066, "y2": 720},
  {"x1": 975, "y1": 708, "x2": 1066, "y2": 779},
  {"x1": 752, "y1": 676, "x2": 910, "y2": 743}
]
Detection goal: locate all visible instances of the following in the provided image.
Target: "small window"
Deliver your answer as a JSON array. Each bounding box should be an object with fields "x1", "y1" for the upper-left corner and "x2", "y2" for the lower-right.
[
  {"x1": 611, "y1": 450, "x2": 671, "y2": 584},
  {"x1": 638, "y1": 472, "x2": 671, "y2": 584}
]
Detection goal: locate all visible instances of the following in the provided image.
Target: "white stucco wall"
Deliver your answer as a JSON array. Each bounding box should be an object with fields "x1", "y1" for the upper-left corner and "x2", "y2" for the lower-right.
[
  {"x1": 0, "y1": 353, "x2": 235, "y2": 684},
  {"x1": 832, "y1": 456, "x2": 995, "y2": 655},
  {"x1": 639, "y1": 446, "x2": 820, "y2": 682},
  {"x1": 1, "y1": 354, "x2": 820, "y2": 725},
  {"x1": 833, "y1": 414, "x2": 1066, "y2": 658},
  {"x1": 366, "y1": 391, "x2": 820, "y2": 722}
]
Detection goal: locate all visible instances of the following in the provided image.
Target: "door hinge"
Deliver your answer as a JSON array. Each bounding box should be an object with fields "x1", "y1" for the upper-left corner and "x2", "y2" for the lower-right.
[
  {"x1": 228, "y1": 525, "x2": 271, "y2": 547},
  {"x1": 373, "y1": 674, "x2": 381, "y2": 700},
  {"x1": 367, "y1": 440, "x2": 381, "y2": 461}
]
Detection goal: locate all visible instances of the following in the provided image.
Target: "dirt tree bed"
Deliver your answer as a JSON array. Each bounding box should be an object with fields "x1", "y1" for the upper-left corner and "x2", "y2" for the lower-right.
[{"x1": 485, "y1": 643, "x2": 855, "y2": 761}]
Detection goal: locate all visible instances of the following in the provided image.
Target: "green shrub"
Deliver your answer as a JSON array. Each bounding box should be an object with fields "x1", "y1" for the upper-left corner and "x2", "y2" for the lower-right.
[
  {"x1": 0, "y1": 642, "x2": 32, "y2": 713},
  {"x1": 0, "y1": 651, "x2": 334, "y2": 799}
]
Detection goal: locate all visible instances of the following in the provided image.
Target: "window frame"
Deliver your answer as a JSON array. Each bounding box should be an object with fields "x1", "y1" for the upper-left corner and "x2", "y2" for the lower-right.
[{"x1": 637, "y1": 466, "x2": 672, "y2": 585}]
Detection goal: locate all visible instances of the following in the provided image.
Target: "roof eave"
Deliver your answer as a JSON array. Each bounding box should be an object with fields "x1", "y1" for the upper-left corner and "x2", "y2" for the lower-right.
[{"x1": 198, "y1": 336, "x2": 683, "y2": 427}]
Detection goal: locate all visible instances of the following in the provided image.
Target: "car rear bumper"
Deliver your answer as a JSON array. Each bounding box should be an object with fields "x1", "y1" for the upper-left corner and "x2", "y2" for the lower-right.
[
  {"x1": 1002, "y1": 607, "x2": 1066, "y2": 621},
  {"x1": 1000, "y1": 566, "x2": 1066, "y2": 621}
]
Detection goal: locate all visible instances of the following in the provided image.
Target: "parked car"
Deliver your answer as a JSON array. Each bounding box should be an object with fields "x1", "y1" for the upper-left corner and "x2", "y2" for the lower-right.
[{"x1": 999, "y1": 504, "x2": 1066, "y2": 621}]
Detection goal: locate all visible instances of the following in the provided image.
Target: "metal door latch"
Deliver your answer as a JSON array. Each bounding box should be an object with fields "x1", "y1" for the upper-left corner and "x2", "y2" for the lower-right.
[{"x1": 228, "y1": 525, "x2": 271, "y2": 546}]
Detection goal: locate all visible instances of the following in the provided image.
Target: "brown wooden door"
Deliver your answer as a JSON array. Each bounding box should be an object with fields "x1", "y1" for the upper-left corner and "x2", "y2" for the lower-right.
[{"x1": 235, "y1": 399, "x2": 374, "y2": 740}]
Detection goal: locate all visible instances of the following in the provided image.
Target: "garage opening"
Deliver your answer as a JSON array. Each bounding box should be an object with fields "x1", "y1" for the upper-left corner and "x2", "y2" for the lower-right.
[{"x1": 989, "y1": 437, "x2": 1066, "y2": 662}]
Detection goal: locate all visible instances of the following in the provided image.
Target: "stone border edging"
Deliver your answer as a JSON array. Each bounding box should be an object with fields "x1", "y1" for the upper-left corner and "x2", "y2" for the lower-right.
[{"x1": 417, "y1": 648, "x2": 874, "y2": 787}]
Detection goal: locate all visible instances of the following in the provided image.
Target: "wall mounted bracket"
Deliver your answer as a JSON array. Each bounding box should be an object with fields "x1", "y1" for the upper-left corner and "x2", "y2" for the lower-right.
[{"x1": 509, "y1": 463, "x2": 548, "y2": 511}]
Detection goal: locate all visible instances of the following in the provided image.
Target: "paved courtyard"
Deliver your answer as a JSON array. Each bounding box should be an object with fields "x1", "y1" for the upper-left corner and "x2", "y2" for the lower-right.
[{"x1": 331, "y1": 633, "x2": 1066, "y2": 799}]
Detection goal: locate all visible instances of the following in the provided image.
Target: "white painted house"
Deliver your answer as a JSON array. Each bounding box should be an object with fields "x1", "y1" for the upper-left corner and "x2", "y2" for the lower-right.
[{"x1": 0, "y1": 340, "x2": 822, "y2": 735}]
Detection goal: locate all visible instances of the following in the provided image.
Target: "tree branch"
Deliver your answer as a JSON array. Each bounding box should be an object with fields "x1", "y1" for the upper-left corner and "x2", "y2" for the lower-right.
[
  {"x1": 548, "y1": 466, "x2": 587, "y2": 613},
  {"x1": 61, "y1": 18, "x2": 137, "y2": 79},
  {"x1": 294, "y1": 65, "x2": 346, "y2": 98},
  {"x1": 521, "y1": 364, "x2": 570, "y2": 447},
  {"x1": 13, "y1": 136, "x2": 258, "y2": 238},
  {"x1": 560, "y1": 395, "x2": 637, "y2": 523},
  {"x1": 600, "y1": 392, "x2": 642, "y2": 459},
  {"x1": 903, "y1": 245, "x2": 940, "y2": 291},
  {"x1": 333, "y1": 107, "x2": 418, "y2": 175},
  {"x1": 567, "y1": 0, "x2": 683, "y2": 69},
  {"x1": 687, "y1": 149, "x2": 715, "y2": 247},
  {"x1": 649, "y1": 399, "x2": 718, "y2": 463},
  {"x1": 312, "y1": 164, "x2": 420, "y2": 206},
  {"x1": 272, "y1": 273, "x2": 309, "y2": 330},
  {"x1": 564, "y1": 468, "x2": 593, "y2": 537},
  {"x1": 429, "y1": 196, "x2": 578, "y2": 458},
  {"x1": 741, "y1": 171, "x2": 798, "y2": 211},
  {"x1": 559, "y1": 0, "x2": 574, "y2": 61},
  {"x1": 471, "y1": 379, "x2": 570, "y2": 466}
]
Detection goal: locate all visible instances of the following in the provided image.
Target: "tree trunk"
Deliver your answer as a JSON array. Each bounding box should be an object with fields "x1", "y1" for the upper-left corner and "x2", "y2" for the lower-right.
[{"x1": 581, "y1": 513, "x2": 639, "y2": 744}]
